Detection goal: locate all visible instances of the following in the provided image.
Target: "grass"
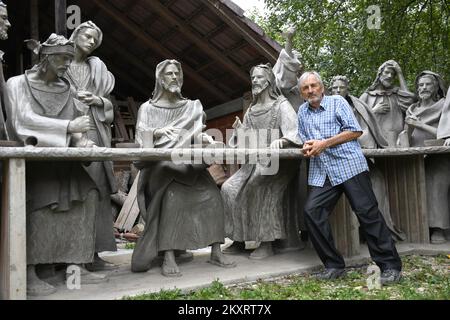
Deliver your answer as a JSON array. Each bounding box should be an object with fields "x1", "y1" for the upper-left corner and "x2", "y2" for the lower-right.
[{"x1": 123, "y1": 254, "x2": 450, "y2": 300}]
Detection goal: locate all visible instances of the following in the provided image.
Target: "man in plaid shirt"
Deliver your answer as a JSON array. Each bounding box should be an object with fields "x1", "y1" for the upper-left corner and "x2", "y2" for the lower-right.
[{"x1": 297, "y1": 71, "x2": 402, "y2": 285}]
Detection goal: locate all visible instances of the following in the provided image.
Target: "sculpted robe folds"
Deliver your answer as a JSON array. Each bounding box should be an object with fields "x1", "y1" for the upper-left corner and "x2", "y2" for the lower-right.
[
  {"x1": 360, "y1": 88, "x2": 416, "y2": 146},
  {"x1": 407, "y1": 98, "x2": 450, "y2": 229},
  {"x1": 131, "y1": 99, "x2": 224, "y2": 272},
  {"x1": 66, "y1": 56, "x2": 117, "y2": 252},
  {"x1": 5, "y1": 71, "x2": 98, "y2": 265},
  {"x1": 221, "y1": 96, "x2": 301, "y2": 242}
]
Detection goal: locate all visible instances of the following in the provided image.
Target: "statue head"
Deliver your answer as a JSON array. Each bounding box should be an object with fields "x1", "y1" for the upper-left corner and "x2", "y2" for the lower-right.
[
  {"x1": 0, "y1": 1, "x2": 11, "y2": 41},
  {"x1": 249, "y1": 63, "x2": 279, "y2": 104},
  {"x1": 330, "y1": 75, "x2": 349, "y2": 97},
  {"x1": 69, "y1": 21, "x2": 103, "y2": 55},
  {"x1": 299, "y1": 71, "x2": 325, "y2": 106},
  {"x1": 152, "y1": 59, "x2": 185, "y2": 103},
  {"x1": 36, "y1": 34, "x2": 75, "y2": 77},
  {"x1": 415, "y1": 71, "x2": 446, "y2": 102},
  {"x1": 369, "y1": 60, "x2": 398, "y2": 91}
]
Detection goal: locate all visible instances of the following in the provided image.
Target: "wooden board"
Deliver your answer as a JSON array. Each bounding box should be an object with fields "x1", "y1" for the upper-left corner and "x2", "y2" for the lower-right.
[{"x1": 114, "y1": 172, "x2": 140, "y2": 232}]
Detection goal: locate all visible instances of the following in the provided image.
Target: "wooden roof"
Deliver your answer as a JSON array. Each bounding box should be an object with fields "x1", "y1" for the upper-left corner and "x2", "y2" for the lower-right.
[{"x1": 4, "y1": 0, "x2": 281, "y2": 109}]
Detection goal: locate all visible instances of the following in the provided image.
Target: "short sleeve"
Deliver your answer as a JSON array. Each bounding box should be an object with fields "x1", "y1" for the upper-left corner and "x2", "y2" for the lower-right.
[
  {"x1": 297, "y1": 107, "x2": 307, "y2": 143},
  {"x1": 335, "y1": 96, "x2": 362, "y2": 132}
]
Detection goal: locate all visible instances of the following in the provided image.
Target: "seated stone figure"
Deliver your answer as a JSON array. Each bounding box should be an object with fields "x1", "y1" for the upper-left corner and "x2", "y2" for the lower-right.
[
  {"x1": 360, "y1": 60, "x2": 416, "y2": 147},
  {"x1": 221, "y1": 64, "x2": 302, "y2": 259},
  {"x1": 401, "y1": 71, "x2": 449, "y2": 244},
  {"x1": 131, "y1": 59, "x2": 235, "y2": 277},
  {"x1": 5, "y1": 34, "x2": 104, "y2": 296},
  {"x1": 330, "y1": 75, "x2": 405, "y2": 241}
]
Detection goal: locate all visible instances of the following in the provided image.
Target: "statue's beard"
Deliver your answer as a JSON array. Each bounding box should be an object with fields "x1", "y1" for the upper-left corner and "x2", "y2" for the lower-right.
[
  {"x1": 380, "y1": 77, "x2": 393, "y2": 89},
  {"x1": 163, "y1": 80, "x2": 181, "y2": 94},
  {"x1": 0, "y1": 29, "x2": 8, "y2": 40},
  {"x1": 252, "y1": 82, "x2": 269, "y2": 97},
  {"x1": 419, "y1": 91, "x2": 433, "y2": 100}
]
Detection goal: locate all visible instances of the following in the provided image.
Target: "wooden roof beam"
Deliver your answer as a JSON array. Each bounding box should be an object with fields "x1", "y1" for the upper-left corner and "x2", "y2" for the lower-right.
[
  {"x1": 145, "y1": 0, "x2": 250, "y2": 84},
  {"x1": 92, "y1": 0, "x2": 230, "y2": 102},
  {"x1": 202, "y1": 0, "x2": 279, "y2": 63}
]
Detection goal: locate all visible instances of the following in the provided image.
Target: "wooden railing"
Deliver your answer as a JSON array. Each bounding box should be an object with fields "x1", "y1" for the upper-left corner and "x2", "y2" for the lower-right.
[{"x1": 1, "y1": 146, "x2": 449, "y2": 299}]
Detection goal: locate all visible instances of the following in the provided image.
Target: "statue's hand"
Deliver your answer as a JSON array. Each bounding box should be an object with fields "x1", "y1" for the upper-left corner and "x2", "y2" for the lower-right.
[
  {"x1": 200, "y1": 133, "x2": 215, "y2": 145},
  {"x1": 281, "y1": 26, "x2": 296, "y2": 40},
  {"x1": 77, "y1": 90, "x2": 103, "y2": 107},
  {"x1": 68, "y1": 115, "x2": 91, "y2": 133},
  {"x1": 154, "y1": 127, "x2": 180, "y2": 140},
  {"x1": 270, "y1": 139, "x2": 285, "y2": 150},
  {"x1": 232, "y1": 116, "x2": 243, "y2": 129},
  {"x1": 372, "y1": 102, "x2": 390, "y2": 114},
  {"x1": 389, "y1": 60, "x2": 402, "y2": 75},
  {"x1": 444, "y1": 138, "x2": 450, "y2": 146},
  {"x1": 405, "y1": 115, "x2": 421, "y2": 127}
]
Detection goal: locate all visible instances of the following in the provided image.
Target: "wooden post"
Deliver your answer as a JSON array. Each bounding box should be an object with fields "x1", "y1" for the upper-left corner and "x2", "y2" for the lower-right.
[
  {"x1": 0, "y1": 159, "x2": 27, "y2": 300},
  {"x1": 55, "y1": 0, "x2": 67, "y2": 37}
]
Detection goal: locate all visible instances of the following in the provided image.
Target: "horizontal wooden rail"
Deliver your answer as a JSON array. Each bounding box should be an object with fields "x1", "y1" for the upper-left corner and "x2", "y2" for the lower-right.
[{"x1": 0, "y1": 146, "x2": 449, "y2": 161}]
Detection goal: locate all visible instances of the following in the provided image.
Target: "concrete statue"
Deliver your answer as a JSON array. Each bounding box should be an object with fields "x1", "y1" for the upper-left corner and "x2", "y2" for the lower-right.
[
  {"x1": 131, "y1": 59, "x2": 236, "y2": 276},
  {"x1": 0, "y1": 0, "x2": 11, "y2": 140},
  {"x1": 330, "y1": 75, "x2": 405, "y2": 241},
  {"x1": 402, "y1": 71, "x2": 449, "y2": 244},
  {"x1": 5, "y1": 34, "x2": 106, "y2": 296},
  {"x1": 360, "y1": 60, "x2": 416, "y2": 147},
  {"x1": 67, "y1": 21, "x2": 118, "y2": 270},
  {"x1": 221, "y1": 63, "x2": 302, "y2": 259}
]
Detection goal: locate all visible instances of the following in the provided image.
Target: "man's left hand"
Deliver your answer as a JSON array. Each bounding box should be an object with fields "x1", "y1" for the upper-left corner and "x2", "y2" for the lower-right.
[
  {"x1": 302, "y1": 139, "x2": 328, "y2": 157},
  {"x1": 270, "y1": 139, "x2": 285, "y2": 149},
  {"x1": 77, "y1": 90, "x2": 103, "y2": 107}
]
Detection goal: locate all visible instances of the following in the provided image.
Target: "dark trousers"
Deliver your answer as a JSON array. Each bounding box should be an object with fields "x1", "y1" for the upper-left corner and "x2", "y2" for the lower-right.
[{"x1": 304, "y1": 171, "x2": 402, "y2": 271}]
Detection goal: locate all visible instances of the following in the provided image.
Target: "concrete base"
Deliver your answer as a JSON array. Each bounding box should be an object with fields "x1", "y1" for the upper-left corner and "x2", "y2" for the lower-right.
[{"x1": 28, "y1": 242, "x2": 450, "y2": 300}]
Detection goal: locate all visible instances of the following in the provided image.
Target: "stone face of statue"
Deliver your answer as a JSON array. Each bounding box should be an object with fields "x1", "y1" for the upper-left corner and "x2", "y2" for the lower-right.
[
  {"x1": 331, "y1": 79, "x2": 349, "y2": 97},
  {"x1": 161, "y1": 63, "x2": 182, "y2": 94},
  {"x1": 47, "y1": 54, "x2": 73, "y2": 78},
  {"x1": 379, "y1": 67, "x2": 396, "y2": 89},
  {"x1": 417, "y1": 76, "x2": 438, "y2": 102},
  {"x1": 75, "y1": 28, "x2": 99, "y2": 56},
  {"x1": 0, "y1": 6, "x2": 11, "y2": 40},
  {"x1": 251, "y1": 67, "x2": 269, "y2": 97}
]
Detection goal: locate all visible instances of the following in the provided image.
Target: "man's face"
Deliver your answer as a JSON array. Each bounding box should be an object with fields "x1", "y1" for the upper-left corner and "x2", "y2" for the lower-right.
[
  {"x1": 300, "y1": 74, "x2": 324, "y2": 106},
  {"x1": 75, "y1": 28, "x2": 99, "y2": 55},
  {"x1": 251, "y1": 68, "x2": 269, "y2": 97},
  {"x1": 380, "y1": 67, "x2": 396, "y2": 89},
  {"x1": 417, "y1": 76, "x2": 437, "y2": 101},
  {"x1": 0, "y1": 6, "x2": 11, "y2": 40},
  {"x1": 331, "y1": 80, "x2": 348, "y2": 97},
  {"x1": 162, "y1": 64, "x2": 182, "y2": 94},
  {"x1": 48, "y1": 54, "x2": 73, "y2": 77}
]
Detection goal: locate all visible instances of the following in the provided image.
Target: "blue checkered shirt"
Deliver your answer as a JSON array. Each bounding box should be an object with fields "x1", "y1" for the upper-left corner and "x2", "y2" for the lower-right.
[{"x1": 298, "y1": 95, "x2": 369, "y2": 187}]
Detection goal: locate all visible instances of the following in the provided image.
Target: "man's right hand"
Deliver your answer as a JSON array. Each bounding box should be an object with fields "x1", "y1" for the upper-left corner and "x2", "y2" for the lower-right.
[
  {"x1": 282, "y1": 26, "x2": 296, "y2": 40},
  {"x1": 232, "y1": 116, "x2": 242, "y2": 129},
  {"x1": 444, "y1": 138, "x2": 450, "y2": 146},
  {"x1": 68, "y1": 115, "x2": 91, "y2": 133},
  {"x1": 372, "y1": 102, "x2": 390, "y2": 114}
]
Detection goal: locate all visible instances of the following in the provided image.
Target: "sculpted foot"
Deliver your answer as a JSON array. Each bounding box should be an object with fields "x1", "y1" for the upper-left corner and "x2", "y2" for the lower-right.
[
  {"x1": 222, "y1": 241, "x2": 246, "y2": 255},
  {"x1": 209, "y1": 243, "x2": 236, "y2": 268},
  {"x1": 27, "y1": 265, "x2": 57, "y2": 297},
  {"x1": 67, "y1": 264, "x2": 109, "y2": 284},
  {"x1": 162, "y1": 250, "x2": 182, "y2": 277},
  {"x1": 249, "y1": 241, "x2": 274, "y2": 260}
]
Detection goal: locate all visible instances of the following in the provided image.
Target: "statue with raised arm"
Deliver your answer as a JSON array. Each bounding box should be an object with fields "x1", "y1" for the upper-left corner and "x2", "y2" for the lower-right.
[
  {"x1": 272, "y1": 27, "x2": 303, "y2": 111},
  {"x1": 131, "y1": 59, "x2": 235, "y2": 276},
  {"x1": 360, "y1": 60, "x2": 416, "y2": 147},
  {"x1": 5, "y1": 34, "x2": 105, "y2": 296},
  {"x1": 67, "y1": 21, "x2": 118, "y2": 271},
  {"x1": 402, "y1": 71, "x2": 449, "y2": 244},
  {"x1": 330, "y1": 75, "x2": 405, "y2": 241},
  {"x1": 221, "y1": 64, "x2": 302, "y2": 259}
]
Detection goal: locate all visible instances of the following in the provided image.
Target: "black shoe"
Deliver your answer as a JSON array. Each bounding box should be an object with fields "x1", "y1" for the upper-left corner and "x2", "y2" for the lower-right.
[
  {"x1": 380, "y1": 269, "x2": 401, "y2": 285},
  {"x1": 314, "y1": 268, "x2": 345, "y2": 280}
]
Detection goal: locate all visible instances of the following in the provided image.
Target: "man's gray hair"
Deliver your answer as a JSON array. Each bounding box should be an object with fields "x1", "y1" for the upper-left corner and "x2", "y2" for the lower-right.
[{"x1": 298, "y1": 71, "x2": 324, "y2": 88}]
